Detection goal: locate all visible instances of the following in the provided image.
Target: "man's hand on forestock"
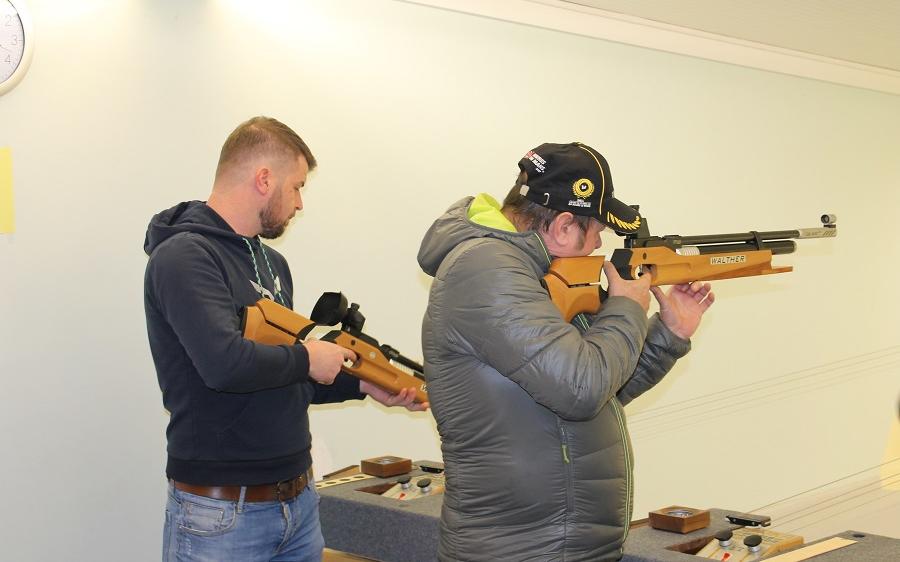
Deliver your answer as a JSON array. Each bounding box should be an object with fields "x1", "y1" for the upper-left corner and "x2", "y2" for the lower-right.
[
  {"x1": 360, "y1": 381, "x2": 430, "y2": 412},
  {"x1": 305, "y1": 340, "x2": 356, "y2": 385},
  {"x1": 603, "y1": 261, "x2": 651, "y2": 312},
  {"x1": 651, "y1": 281, "x2": 715, "y2": 340}
]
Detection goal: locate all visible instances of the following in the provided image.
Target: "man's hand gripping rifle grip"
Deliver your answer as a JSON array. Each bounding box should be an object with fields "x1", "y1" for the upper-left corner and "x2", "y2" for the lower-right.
[{"x1": 241, "y1": 299, "x2": 428, "y2": 403}]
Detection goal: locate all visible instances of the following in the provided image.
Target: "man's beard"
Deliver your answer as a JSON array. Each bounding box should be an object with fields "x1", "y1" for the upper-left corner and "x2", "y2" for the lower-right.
[{"x1": 259, "y1": 198, "x2": 289, "y2": 239}]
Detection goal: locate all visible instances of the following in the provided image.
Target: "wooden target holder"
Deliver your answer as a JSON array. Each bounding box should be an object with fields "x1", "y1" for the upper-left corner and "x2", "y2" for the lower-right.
[
  {"x1": 695, "y1": 527, "x2": 803, "y2": 560},
  {"x1": 649, "y1": 506, "x2": 711, "y2": 534}
]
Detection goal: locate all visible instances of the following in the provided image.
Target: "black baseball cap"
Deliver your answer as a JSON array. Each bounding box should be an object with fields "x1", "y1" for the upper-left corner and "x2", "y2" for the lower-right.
[{"x1": 517, "y1": 142, "x2": 642, "y2": 234}]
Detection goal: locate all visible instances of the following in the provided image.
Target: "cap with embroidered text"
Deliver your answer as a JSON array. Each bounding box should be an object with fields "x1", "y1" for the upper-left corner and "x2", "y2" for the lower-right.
[{"x1": 518, "y1": 142, "x2": 642, "y2": 234}]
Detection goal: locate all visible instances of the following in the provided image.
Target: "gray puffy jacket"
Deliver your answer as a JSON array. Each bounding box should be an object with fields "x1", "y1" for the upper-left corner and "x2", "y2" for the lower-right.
[{"x1": 418, "y1": 197, "x2": 691, "y2": 561}]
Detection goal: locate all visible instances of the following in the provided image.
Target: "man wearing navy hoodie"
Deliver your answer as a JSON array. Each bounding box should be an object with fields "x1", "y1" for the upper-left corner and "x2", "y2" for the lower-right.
[{"x1": 144, "y1": 116, "x2": 425, "y2": 562}]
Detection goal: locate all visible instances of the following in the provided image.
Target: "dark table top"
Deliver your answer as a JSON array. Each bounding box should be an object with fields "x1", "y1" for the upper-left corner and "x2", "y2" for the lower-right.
[{"x1": 317, "y1": 466, "x2": 899, "y2": 562}]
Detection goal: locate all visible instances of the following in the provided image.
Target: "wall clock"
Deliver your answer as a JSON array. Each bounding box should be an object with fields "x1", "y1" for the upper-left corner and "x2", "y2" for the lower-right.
[{"x1": 0, "y1": 0, "x2": 33, "y2": 96}]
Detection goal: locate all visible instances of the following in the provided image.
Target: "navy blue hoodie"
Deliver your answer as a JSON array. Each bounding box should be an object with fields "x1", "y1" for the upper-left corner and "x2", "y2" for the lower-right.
[{"x1": 143, "y1": 201, "x2": 364, "y2": 485}]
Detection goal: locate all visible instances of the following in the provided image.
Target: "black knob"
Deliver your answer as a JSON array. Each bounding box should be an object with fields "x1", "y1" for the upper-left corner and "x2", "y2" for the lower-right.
[
  {"x1": 715, "y1": 529, "x2": 733, "y2": 546},
  {"x1": 397, "y1": 476, "x2": 411, "y2": 489},
  {"x1": 416, "y1": 478, "x2": 432, "y2": 489},
  {"x1": 744, "y1": 534, "x2": 763, "y2": 551}
]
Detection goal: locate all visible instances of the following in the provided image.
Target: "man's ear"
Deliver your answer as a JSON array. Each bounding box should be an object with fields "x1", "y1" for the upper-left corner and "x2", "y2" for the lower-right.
[
  {"x1": 253, "y1": 167, "x2": 273, "y2": 195},
  {"x1": 546, "y1": 212, "x2": 577, "y2": 246}
]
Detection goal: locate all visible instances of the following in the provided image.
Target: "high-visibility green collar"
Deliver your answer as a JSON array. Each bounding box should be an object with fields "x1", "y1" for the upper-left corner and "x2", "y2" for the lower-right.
[{"x1": 466, "y1": 193, "x2": 517, "y2": 232}]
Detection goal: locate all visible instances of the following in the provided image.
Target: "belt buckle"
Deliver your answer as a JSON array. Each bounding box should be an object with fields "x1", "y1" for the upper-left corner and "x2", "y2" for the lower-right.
[
  {"x1": 275, "y1": 479, "x2": 292, "y2": 502},
  {"x1": 275, "y1": 474, "x2": 303, "y2": 501}
]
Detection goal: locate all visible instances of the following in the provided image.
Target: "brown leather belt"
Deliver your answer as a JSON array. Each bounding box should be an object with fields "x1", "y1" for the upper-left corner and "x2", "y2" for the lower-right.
[{"x1": 172, "y1": 470, "x2": 312, "y2": 502}]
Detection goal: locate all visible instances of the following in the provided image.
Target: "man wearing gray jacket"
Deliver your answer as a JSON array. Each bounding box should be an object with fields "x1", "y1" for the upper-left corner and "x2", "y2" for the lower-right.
[{"x1": 418, "y1": 142, "x2": 714, "y2": 561}]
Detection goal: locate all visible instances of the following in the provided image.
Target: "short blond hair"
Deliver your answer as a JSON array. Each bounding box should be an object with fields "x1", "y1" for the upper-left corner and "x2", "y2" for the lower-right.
[{"x1": 215, "y1": 116, "x2": 316, "y2": 179}]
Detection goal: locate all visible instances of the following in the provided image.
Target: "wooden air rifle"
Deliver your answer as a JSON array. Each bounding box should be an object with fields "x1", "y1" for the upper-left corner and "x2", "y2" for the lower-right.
[
  {"x1": 544, "y1": 213, "x2": 837, "y2": 322},
  {"x1": 242, "y1": 292, "x2": 428, "y2": 403}
]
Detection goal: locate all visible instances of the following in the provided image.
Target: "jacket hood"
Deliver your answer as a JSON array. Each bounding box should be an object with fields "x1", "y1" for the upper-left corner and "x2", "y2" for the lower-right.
[
  {"x1": 144, "y1": 201, "x2": 239, "y2": 255},
  {"x1": 417, "y1": 195, "x2": 552, "y2": 277}
]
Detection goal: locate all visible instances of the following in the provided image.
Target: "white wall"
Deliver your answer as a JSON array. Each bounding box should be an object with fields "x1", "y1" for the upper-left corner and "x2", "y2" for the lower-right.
[{"x1": 1, "y1": 0, "x2": 898, "y2": 559}]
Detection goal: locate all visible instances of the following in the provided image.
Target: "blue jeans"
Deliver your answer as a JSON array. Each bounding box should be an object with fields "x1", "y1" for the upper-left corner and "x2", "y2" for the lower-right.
[{"x1": 163, "y1": 480, "x2": 325, "y2": 562}]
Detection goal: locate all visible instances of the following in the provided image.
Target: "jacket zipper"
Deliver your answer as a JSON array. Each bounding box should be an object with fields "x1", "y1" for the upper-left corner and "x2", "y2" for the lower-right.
[
  {"x1": 558, "y1": 421, "x2": 573, "y2": 561},
  {"x1": 610, "y1": 398, "x2": 634, "y2": 545}
]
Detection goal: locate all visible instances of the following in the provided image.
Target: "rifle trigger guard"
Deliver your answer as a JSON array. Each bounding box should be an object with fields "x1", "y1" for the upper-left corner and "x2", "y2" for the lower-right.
[{"x1": 297, "y1": 324, "x2": 317, "y2": 341}]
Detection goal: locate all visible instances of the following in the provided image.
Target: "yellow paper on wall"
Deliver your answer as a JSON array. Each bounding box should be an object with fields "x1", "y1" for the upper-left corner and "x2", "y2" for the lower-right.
[{"x1": 0, "y1": 147, "x2": 14, "y2": 233}]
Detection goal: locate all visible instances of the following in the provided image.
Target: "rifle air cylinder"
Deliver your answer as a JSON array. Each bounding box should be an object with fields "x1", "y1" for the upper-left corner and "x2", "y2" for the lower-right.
[{"x1": 676, "y1": 240, "x2": 797, "y2": 256}]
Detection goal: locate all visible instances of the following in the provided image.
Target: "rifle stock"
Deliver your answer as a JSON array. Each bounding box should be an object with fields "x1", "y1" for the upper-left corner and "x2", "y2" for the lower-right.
[
  {"x1": 241, "y1": 298, "x2": 316, "y2": 345},
  {"x1": 242, "y1": 298, "x2": 428, "y2": 403},
  {"x1": 544, "y1": 214, "x2": 836, "y2": 322},
  {"x1": 543, "y1": 256, "x2": 606, "y2": 322}
]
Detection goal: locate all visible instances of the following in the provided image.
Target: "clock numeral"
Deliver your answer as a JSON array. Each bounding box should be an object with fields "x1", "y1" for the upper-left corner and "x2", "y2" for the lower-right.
[
  {"x1": 4, "y1": 14, "x2": 12, "y2": 26},
  {"x1": 10, "y1": 35, "x2": 17, "y2": 46},
  {"x1": 4, "y1": 54, "x2": 10, "y2": 64}
]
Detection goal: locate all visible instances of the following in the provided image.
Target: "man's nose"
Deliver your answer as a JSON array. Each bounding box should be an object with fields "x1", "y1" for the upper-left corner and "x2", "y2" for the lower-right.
[{"x1": 295, "y1": 192, "x2": 303, "y2": 211}]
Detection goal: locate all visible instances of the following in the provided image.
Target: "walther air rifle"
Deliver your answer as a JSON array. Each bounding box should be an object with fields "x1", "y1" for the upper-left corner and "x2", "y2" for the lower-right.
[
  {"x1": 544, "y1": 213, "x2": 837, "y2": 322},
  {"x1": 242, "y1": 292, "x2": 428, "y2": 403}
]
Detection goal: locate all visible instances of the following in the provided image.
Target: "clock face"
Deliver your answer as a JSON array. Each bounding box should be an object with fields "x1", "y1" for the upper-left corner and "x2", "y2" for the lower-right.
[{"x1": 1, "y1": 0, "x2": 25, "y2": 83}]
